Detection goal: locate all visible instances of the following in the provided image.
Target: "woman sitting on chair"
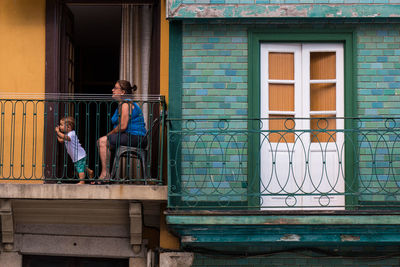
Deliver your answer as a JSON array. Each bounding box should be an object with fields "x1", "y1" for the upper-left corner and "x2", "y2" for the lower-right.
[{"x1": 97, "y1": 80, "x2": 147, "y2": 181}]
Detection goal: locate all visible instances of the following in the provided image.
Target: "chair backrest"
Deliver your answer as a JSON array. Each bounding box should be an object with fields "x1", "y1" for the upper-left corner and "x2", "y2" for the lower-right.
[
  {"x1": 145, "y1": 117, "x2": 160, "y2": 139},
  {"x1": 144, "y1": 117, "x2": 161, "y2": 149}
]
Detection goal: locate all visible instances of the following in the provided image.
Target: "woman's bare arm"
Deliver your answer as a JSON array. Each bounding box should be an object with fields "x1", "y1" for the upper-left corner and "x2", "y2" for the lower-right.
[{"x1": 106, "y1": 103, "x2": 132, "y2": 136}]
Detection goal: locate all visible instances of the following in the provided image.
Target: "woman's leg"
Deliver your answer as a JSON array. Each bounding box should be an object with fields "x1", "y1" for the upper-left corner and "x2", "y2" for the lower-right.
[
  {"x1": 127, "y1": 134, "x2": 147, "y2": 148},
  {"x1": 97, "y1": 135, "x2": 110, "y2": 178},
  {"x1": 100, "y1": 133, "x2": 146, "y2": 180}
]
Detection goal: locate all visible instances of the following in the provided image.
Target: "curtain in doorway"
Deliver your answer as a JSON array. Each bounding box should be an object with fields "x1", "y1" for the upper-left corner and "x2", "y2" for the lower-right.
[{"x1": 119, "y1": 4, "x2": 153, "y2": 120}]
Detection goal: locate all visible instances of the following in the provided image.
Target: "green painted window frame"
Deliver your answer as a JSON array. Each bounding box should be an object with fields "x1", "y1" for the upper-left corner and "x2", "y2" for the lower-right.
[{"x1": 247, "y1": 29, "x2": 357, "y2": 209}]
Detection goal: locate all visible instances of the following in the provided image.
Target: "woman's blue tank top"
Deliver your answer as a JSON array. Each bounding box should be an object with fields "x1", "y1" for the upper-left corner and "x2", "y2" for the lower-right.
[{"x1": 111, "y1": 102, "x2": 146, "y2": 136}]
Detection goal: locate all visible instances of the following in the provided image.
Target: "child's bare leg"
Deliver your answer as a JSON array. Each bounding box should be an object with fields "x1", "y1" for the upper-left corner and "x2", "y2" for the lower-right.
[{"x1": 77, "y1": 172, "x2": 85, "y2": 184}]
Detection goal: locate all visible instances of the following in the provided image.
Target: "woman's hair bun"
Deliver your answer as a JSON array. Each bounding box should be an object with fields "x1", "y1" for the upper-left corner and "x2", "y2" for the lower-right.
[{"x1": 117, "y1": 80, "x2": 138, "y2": 94}]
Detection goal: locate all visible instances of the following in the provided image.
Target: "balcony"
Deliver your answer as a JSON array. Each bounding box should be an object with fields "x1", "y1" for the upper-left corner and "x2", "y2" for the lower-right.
[
  {"x1": 0, "y1": 94, "x2": 167, "y2": 200},
  {"x1": 168, "y1": 117, "x2": 400, "y2": 210},
  {"x1": 0, "y1": 94, "x2": 168, "y2": 258},
  {"x1": 166, "y1": 117, "x2": 400, "y2": 251}
]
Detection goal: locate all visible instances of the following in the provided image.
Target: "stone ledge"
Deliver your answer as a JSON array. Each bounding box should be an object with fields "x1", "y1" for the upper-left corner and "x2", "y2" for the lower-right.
[{"x1": 0, "y1": 184, "x2": 167, "y2": 201}]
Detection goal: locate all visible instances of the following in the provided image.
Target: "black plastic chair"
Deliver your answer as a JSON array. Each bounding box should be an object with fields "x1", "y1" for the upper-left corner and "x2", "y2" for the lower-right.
[{"x1": 110, "y1": 118, "x2": 159, "y2": 184}]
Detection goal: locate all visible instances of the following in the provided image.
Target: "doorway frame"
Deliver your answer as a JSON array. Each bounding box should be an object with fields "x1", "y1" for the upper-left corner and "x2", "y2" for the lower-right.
[
  {"x1": 259, "y1": 42, "x2": 345, "y2": 210},
  {"x1": 45, "y1": 0, "x2": 159, "y2": 95},
  {"x1": 45, "y1": 0, "x2": 161, "y2": 180},
  {"x1": 247, "y1": 28, "x2": 357, "y2": 209}
]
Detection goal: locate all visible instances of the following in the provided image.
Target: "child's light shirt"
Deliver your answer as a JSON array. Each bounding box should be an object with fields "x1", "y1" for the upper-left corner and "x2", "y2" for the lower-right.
[{"x1": 65, "y1": 130, "x2": 86, "y2": 163}]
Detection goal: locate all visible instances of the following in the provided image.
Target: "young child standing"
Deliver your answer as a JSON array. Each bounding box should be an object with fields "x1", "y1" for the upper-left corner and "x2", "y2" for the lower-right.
[{"x1": 55, "y1": 116, "x2": 93, "y2": 184}]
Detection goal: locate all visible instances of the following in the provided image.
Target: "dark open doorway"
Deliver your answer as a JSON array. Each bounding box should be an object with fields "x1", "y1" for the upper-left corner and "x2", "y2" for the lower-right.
[
  {"x1": 68, "y1": 4, "x2": 121, "y2": 95},
  {"x1": 45, "y1": 0, "x2": 161, "y2": 181},
  {"x1": 45, "y1": 0, "x2": 160, "y2": 96}
]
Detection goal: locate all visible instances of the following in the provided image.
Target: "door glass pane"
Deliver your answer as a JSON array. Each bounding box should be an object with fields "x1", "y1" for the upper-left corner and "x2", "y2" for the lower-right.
[
  {"x1": 310, "y1": 83, "x2": 336, "y2": 111},
  {"x1": 269, "y1": 115, "x2": 295, "y2": 143},
  {"x1": 310, "y1": 115, "x2": 336, "y2": 143},
  {"x1": 269, "y1": 52, "x2": 294, "y2": 80},
  {"x1": 310, "y1": 52, "x2": 336, "y2": 80},
  {"x1": 269, "y1": 84, "x2": 294, "y2": 111}
]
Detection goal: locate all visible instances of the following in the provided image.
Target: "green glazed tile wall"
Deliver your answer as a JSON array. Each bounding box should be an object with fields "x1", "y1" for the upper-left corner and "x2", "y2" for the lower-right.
[{"x1": 178, "y1": 22, "x2": 400, "y2": 206}]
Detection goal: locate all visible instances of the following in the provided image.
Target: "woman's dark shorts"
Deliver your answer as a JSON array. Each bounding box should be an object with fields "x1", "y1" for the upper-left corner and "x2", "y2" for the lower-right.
[{"x1": 107, "y1": 132, "x2": 147, "y2": 150}]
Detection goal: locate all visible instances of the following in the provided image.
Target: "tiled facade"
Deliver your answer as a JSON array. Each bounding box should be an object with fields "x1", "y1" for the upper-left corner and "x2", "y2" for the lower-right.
[
  {"x1": 357, "y1": 25, "x2": 400, "y2": 117},
  {"x1": 182, "y1": 24, "x2": 248, "y2": 118},
  {"x1": 167, "y1": 0, "x2": 400, "y2": 263},
  {"x1": 182, "y1": 23, "x2": 400, "y2": 118},
  {"x1": 178, "y1": 22, "x2": 400, "y2": 204}
]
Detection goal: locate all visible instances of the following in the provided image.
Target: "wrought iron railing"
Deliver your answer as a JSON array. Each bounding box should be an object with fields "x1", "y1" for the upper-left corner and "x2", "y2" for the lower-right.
[
  {"x1": 0, "y1": 94, "x2": 166, "y2": 184},
  {"x1": 168, "y1": 117, "x2": 400, "y2": 209}
]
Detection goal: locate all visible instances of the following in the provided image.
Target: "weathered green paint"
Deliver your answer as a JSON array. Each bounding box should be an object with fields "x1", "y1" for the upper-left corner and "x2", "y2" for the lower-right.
[
  {"x1": 168, "y1": 21, "x2": 183, "y2": 207},
  {"x1": 168, "y1": 21, "x2": 183, "y2": 120},
  {"x1": 247, "y1": 29, "x2": 260, "y2": 209},
  {"x1": 346, "y1": 31, "x2": 358, "y2": 209},
  {"x1": 168, "y1": 215, "x2": 400, "y2": 248},
  {"x1": 167, "y1": 214, "x2": 400, "y2": 225},
  {"x1": 179, "y1": 230, "x2": 400, "y2": 244},
  {"x1": 181, "y1": 232, "x2": 400, "y2": 245},
  {"x1": 168, "y1": 214, "x2": 400, "y2": 247},
  {"x1": 247, "y1": 29, "x2": 356, "y2": 209},
  {"x1": 168, "y1": 0, "x2": 183, "y2": 17},
  {"x1": 167, "y1": 4, "x2": 400, "y2": 19}
]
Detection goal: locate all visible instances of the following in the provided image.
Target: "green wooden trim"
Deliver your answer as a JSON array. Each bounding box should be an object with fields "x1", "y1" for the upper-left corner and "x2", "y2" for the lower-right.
[
  {"x1": 167, "y1": 214, "x2": 400, "y2": 225},
  {"x1": 168, "y1": 21, "x2": 183, "y2": 208},
  {"x1": 167, "y1": 4, "x2": 400, "y2": 19},
  {"x1": 247, "y1": 30, "x2": 261, "y2": 209},
  {"x1": 247, "y1": 29, "x2": 356, "y2": 210},
  {"x1": 168, "y1": 201, "x2": 249, "y2": 210},
  {"x1": 168, "y1": 0, "x2": 182, "y2": 16},
  {"x1": 168, "y1": 214, "x2": 400, "y2": 247},
  {"x1": 177, "y1": 227, "x2": 400, "y2": 246},
  {"x1": 168, "y1": 21, "x2": 183, "y2": 120},
  {"x1": 345, "y1": 32, "x2": 358, "y2": 208},
  {"x1": 180, "y1": 232, "x2": 400, "y2": 245}
]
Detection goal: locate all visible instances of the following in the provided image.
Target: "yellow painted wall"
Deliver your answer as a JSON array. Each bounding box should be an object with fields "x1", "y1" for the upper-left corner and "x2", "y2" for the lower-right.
[
  {"x1": 160, "y1": 0, "x2": 169, "y2": 104},
  {"x1": 0, "y1": 0, "x2": 167, "y2": 182},
  {"x1": 160, "y1": 204, "x2": 180, "y2": 250},
  {"x1": 159, "y1": 1, "x2": 180, "y2": 250},
  {"x1": 0, "y1": 0, "x2": 46, "y2": 92},
  {"x1": 0, "y1": 0, "x2": 46, "y2": 182}
]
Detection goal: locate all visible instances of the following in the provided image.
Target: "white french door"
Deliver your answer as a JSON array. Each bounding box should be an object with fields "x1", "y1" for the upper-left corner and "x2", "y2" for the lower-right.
[{"x1": 260, "y1": 43, "x2": 345, "y2": 210}]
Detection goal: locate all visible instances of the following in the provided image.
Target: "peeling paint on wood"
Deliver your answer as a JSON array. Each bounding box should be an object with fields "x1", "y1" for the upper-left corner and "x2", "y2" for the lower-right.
[
  {"x1": 279, "y1": 234, "x2": 301, "y2": 242},
  {"x1": 263, "y1": 219, "x2": 300, "y2": 225},
  {"x1": 168, "y1": 0, "x2": 183, "y2": 17},
  {"x1": 167, "y1": 4, "x2": 400, "y2": 19},
  {"x1": 182, "y1": 236, "x2": 196, "y2": 242},
  {"x1": 341, "y1": 235, "x2": 361, "y2": 242}
]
